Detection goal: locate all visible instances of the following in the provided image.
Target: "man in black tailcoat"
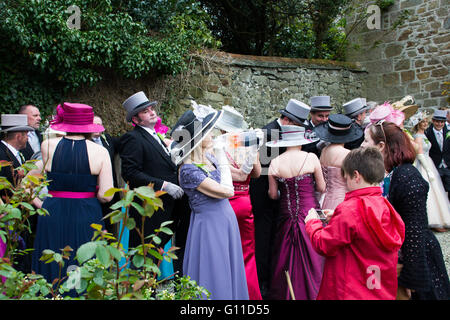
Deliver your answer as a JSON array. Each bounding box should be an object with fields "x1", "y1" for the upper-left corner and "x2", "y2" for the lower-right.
[
  {"x1": 249, "y1": 99, "x2": 310, "y2": 299},
  {"x1": 18, "y1": 105, "x2": 43, "y2": 161},
  {"x1": 425, "y1": 109, "x2": 450, "y2": 201},
  {"x1": 119, "y1": 91, "x2": 190, "y2": 274}
]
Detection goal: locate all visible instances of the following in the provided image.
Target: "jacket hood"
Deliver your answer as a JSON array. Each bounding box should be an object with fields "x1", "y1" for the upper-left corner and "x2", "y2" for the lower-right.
[{"x1": 347, "y1": 187, "x2": 405, "y2": 251}]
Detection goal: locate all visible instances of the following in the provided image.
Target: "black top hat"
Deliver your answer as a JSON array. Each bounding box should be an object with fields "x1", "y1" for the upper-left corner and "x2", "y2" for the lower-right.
[{"x1": 313, "y1": 114, "x2": 363, "y2": 144}]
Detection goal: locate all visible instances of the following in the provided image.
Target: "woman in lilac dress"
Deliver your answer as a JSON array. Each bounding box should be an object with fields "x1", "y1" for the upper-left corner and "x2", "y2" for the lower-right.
[
  {"x1": 171, "y1": 109, "x2": 248, "y2": 300},
  {"x1": 267, "y1": 125, "x2": 326, "y2": 300}
]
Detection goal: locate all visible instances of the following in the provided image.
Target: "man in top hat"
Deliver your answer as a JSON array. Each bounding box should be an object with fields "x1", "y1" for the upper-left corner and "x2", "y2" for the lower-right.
[
  {"x1": 119, "y1": 91, "x2": 190, "y2": 273},
  {"x1": 18, "y1": 105, "x2": 43, "y2": 161},
  {"x1": 249, "y1": 98, "x2": 310, "y2": 299},
  {"x1": 425, "y1": 109, "x2": 450, "y2": 200},
  {"x1": 302, "y1": 96, "x2": 334, "y2": 157},
  {"x1": 343, "y1": 98, "x2": 367, "y2": 150},
  {"x1": 0, "y1": 114, "x2": 35, "y2": 273}
]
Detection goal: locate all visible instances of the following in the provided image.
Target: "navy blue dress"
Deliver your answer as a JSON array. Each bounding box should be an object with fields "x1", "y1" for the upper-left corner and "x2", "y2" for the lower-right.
[{"x1": 32, "y1": 138, "x2": 104, "y2": 285}]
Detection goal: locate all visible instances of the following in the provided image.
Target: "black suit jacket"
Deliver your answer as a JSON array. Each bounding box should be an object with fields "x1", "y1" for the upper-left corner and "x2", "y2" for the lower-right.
[
  {"x1": 20, "y1": 130, "x2": 43, "y2": 161},
  {"x1": 425, "y1": 125, "x2": 450, "y2": 168},
  {"x1": 0, "y1": 141, "x2": 22, "y2": 191},
  {"x1": 302, "y1": 120, "x2": 321, "y2": 157},
  {"x1": 119, "y1": 125, "x2": 179, "y2": 248}
]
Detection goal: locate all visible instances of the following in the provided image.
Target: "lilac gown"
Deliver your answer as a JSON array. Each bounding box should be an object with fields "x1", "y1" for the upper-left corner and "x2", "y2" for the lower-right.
[
  {"x1": 179, "y1": 154, "x2": 249, "y2": 300},
  {"x1": 269, "y1": 174, "x2": 324, "y2": 300}
]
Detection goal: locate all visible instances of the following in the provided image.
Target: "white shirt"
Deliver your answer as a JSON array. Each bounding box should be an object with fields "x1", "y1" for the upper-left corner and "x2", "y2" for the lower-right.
[
  {"x1": 433, "y1": 127, "x2": 447, "y2": 168},
  {"x1": 2, "y1": 140, "x2": 23, "y2": 165},
  {"x1": 92, "y1": 136, "x2": 103, "y2": 146},
  {"x1": 139, "y1": 125, "x2": 169, "y2": 155},
  {"x1": 27, "y1": 130, "x2": 41, "y2": 153}
]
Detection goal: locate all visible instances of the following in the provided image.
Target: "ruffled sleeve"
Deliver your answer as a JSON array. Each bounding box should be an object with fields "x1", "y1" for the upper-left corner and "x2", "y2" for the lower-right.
[{"x1": 179, "y1": 164, "x2": 208, "y2": 190}]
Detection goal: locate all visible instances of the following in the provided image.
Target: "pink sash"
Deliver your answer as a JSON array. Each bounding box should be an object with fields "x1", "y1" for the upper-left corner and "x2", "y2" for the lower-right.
[{"x1": 49, "y1": 191, "x2": 96, "y2": 198}]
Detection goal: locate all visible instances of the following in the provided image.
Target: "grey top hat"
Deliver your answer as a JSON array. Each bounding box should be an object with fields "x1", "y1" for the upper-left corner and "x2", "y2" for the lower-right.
[
  {"x1": 343, "y1": 98, "x2": 368, "y2": 118},
  {"x1": 123, "y1": 91, "x2": 157, "y2": 122},
  {"x1": 279, "y1": 99, "x2": 310, "y2": 126},
  {"x1": 215, "y1": 105, "x2": 248, "y2": 132},
  {"x1": 432, "y1": 109, "x2": 447, "y2": 121},
  {"x1": 1, "y1": 114, "x2": 34, "y2": 132},
  {"x1": 266, "y1": 125, "x2": 319, "y2": 148},
  {"x1": 310, "y1": 96, "x2": 333, "y2": 112}
]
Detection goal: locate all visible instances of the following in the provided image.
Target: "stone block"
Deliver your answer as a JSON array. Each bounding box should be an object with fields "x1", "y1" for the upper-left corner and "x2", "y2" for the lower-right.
[
  {"x1": 401, "y1": 70, "x2": 415, "y2": 82},
  {"x1": 417, "y1": 72, "x2": 430, "y2": 80},
  {"x1": 431, "y1": 68, "x2": 449, "y2": 77},
  {"x1": 383, "y1": 73, "x2": 400, "y2": 86},
  {"x1": 425, "y1": 82, "x2": 440, "y2": 91},
  {"x1": 385, "y1": 44, "x2": 403, "y2": 58},
  {"x1": 395, "y1": 59, "x2": 411, "y2": 70},
  {"x1": 433, "y1": 34, "x2": 450, "y2": 44},
  {"x1": 415, "y1": 60, "x2": 425, "y2": 68},
  {"x1": 363, "y1": 60, "x2": 393, "y2": 74},
  {"x1": 401, "y1": 0, "x2": 423, "y2": 9},
  {"x1": 398, "y1": 29, "x2": 413, "y2": 41},
  {"x1": 204, "y1": 92, "x2": 224, "y2": 103},
  {"x1": 407, "y1": 82, "x2": 421, "y2": 93}
]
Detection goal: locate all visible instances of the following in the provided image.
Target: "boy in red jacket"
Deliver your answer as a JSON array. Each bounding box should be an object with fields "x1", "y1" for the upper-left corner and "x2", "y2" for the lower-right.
[{"x1": 305, "y1": 147, "x2": 405, "y2": 300}]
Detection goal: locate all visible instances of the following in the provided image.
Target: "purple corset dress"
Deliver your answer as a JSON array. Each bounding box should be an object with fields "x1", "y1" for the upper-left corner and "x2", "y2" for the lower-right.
[{"x1": 269, "y1": 173, "x2": 324, "y2": 300}]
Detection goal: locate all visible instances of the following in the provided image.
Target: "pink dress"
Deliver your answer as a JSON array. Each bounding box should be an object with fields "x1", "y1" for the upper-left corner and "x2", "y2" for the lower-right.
[
  {"x1": 322, "y1": 166, "x2": 348, "y2": 210},
  {"x1": 227, "y1": 153, "x2": 262, "y2": 300}
]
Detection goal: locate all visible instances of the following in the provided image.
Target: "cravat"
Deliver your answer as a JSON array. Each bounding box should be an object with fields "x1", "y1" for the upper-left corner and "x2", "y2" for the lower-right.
[
  {"x1": 437, "y1": 131, "x2": 444, "y2": 151},
  {"x1": 152, "y1": 131, "x2": 169, "y2": 155},
  {"x1": 18, "y1": 151, "x2": 25, "y2": 165}
]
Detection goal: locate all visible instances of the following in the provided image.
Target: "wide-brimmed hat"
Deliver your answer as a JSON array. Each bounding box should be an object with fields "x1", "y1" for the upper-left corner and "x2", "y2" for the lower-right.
[
  {"x1": 279, "y1": 99, "x2": 310, "y2": 126},
  {"x1": 170, "y1": 110, "x2": 222, "y2": 165},
  {"x1": 391, "y1": 95, "x2": 418, "y2": 120},
  {"x1": 432, "y1": 109, "x2": 447, "y2": 121},
  {"x1": 215, "y1": 105, "x2": 248, "y2": 132},
  {"x1": 0, "y1": 114, "x2": 34, "y2": 132},
  {"x1": 123, "y1": 91, "x2": 157, "y2": 122},
  {"x1": 407, "y1": 110, "x2": 431, "y2": 128},
  {"x1": 49, "y1": 103, "x2": 105, "y2": 133},
  {"x1": 343, "y1": 98, "x2": 369, "y2": 118},
  {"x1": 266, "y1": 125, "x2": 319, "y2": 148},
  {"x1": 314, "y1": 114, "x2": 363, "y2": 144},
  {"x1": 310, "y1": 96, "x2": 333, "y2": 112},
  {"x1": 368, "y1": 102, "x2": 405, "y2": 127}
]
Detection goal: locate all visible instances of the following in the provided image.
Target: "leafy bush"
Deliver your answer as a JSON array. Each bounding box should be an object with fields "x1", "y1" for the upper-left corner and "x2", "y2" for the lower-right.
[{"x1": 0, "y1": 0, "x2": 219, "y2": 118}]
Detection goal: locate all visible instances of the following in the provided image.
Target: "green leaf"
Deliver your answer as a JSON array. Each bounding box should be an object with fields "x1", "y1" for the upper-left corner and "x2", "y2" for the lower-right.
[
  {"x1": 132, "y1": 254, "x2": 144, "y2": 268},
  {"x1": 19, "y1": 202, "x2": 34, "y2": 211},
  {"x1": 107, "y1": 245, "x2": 123, "y2": 261},
  {"x1": 95, "y1": 245, "x2": 110, "y2": 267},
  {"x1": 159, "y1": 227, "x2": 173, "y2": 235},
  {"x1": 125, "y1": 217, "x2": 136, "y2": 230},
  {"x1": 76, "y1": 241, "x2": 97, "y2": 264},
  {"x1": 160, "y1": 220, "x2": 173, "y2": 227},
  {"x1": 104, "y1": 187, "x2": 122, "y2": 197}
]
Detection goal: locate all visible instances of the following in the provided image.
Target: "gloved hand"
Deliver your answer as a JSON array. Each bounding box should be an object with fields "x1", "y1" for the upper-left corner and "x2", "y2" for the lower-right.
[
  {"x1": 254, "y1": 128, "x2": 265, "y2": 150},
  {"x1": 241, "y1": 149, "x2": 258, "y2": 174},
  {"x1": 162, "y1": 181, "x2": 184, "y2": 199},
  {"x1": 213, "y1": 142, "x2": 234, "y2": 192},
  {"x1": 417, "y1": 154, "x2": 435, "y2": 181}
]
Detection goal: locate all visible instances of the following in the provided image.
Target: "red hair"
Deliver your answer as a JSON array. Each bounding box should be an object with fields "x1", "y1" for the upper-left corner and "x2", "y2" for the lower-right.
[{"x1": 367, "y1": 121, "x2": 416, "y2": 172}]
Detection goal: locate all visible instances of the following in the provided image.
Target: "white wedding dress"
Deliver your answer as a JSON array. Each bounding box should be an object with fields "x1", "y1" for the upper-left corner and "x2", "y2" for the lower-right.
[{"x1": 414, "y1": 133, "x2": 450, "y2": 229}]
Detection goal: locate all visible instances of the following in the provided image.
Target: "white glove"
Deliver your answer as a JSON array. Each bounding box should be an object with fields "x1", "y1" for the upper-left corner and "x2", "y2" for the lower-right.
[
  {"x1": 417, "y1": 154, "x2": 435, "y2": 181},
  {"x1": 254, "y1": 128, "x2": 265, "y2": 150},
  {"x1": 241, "y1": 149, "x2": 258, "y2": 174},
  {"x1": 213, "y1": 142, "x2": 234, "y2": 191},
  {"x1": 162, "y1": 181, "x2": 184, "y2": 199}
]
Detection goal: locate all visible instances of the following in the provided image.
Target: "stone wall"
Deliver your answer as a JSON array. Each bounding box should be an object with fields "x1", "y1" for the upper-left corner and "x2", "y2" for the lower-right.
[
  {"x1": 346, "y1": 0, "x2": 449, "y2": 108},
  {"x1": 172, "y1": 52, "x2": 367, "y2": 129}
]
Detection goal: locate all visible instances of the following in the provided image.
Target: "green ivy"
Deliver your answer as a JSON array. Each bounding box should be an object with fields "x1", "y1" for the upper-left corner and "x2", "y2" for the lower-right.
[{"x1": 0, "y1": 0, "x2": 219, "y2": 117}]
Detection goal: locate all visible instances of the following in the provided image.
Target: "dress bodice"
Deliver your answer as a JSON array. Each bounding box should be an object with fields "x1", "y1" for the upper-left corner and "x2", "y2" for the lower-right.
[
  {"x1": 322, "y1": 166, "x2": 347, "y2": 191},
  {"x1": 47, "y1": 138, "x2": 98, "y2": 192},
  {"x1": 414, "y1": 133, "x2": 431, "y2": 155},
  {"x1": 276, "y1": 173, "x2": 319, "y2": 220},
  {"x1": 179, "y1": 153, "x2": 223, "y2": 207}
]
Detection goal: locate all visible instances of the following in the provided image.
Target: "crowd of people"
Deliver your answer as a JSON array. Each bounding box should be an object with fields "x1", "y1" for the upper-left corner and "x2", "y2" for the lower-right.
[{"x1": 0, "y1": 92, "x2": 449, "y2": 300}]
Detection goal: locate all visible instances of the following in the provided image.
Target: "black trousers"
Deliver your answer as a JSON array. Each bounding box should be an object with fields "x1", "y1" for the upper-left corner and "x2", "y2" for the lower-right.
[{"x1": 249, "y1": 176, "x2": 279, "y2": 298}]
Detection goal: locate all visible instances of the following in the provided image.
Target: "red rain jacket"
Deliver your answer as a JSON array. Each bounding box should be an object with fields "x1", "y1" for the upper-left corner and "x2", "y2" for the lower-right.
[{"x1": 306, "y1": 187, "x2": 405, "y2": 300}]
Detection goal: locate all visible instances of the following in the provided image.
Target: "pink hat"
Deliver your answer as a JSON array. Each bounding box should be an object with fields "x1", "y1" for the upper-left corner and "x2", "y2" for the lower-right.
[
  {"x1": 368, "y1": 102, "x2": 405, "y2": 126},
  {"x1": 50, "y1": 102, "x2": 105, "y2": 133}
]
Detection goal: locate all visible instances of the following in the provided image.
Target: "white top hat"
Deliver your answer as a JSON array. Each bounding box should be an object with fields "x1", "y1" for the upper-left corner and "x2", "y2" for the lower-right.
[
  {"x1": 310, "y1": 96, "x2": 332, "y2": 111},
  {"x1": 343, "y1": 98, "x2": 368, "y2": 118},
  {"x1": 279, "y1": 99, "x2": 310, "y2": 126},
  {"x1": 123, "y1": 91, "x2": 157, "y2": 122},
  {"x1": 266, "y1": 125, "x2": 319, "y2": 148},
  {"x1": 0, "y1": 114, "x2": 34, "y2": 132},
  {"x1": 214, "y1": 105, "x2": 248, "y2": 132}
]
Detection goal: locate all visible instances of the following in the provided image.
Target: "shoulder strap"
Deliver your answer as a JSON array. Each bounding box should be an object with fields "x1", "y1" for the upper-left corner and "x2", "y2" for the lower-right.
[{"x1": 297, "y1": 153, "x2": 309, "y2": 176}]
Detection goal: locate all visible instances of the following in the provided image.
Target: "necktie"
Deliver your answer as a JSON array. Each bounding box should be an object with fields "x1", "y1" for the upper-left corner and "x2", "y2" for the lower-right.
[
  {"x1": 437, "y1": 131, "x2": 443, "y2": 151},
  {"x1": 18, "y1": 151, "x2": 25, "y2": 165}
]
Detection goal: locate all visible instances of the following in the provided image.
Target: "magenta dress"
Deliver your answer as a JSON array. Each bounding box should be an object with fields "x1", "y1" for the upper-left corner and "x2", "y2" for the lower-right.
[{"x1": 269, "y1": 174, "x2": 325, "y2": 300}]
